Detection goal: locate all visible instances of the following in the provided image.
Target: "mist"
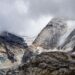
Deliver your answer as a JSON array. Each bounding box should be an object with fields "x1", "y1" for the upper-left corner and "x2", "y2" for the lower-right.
[{"x1": 0, "y1": 0, "x2": 75, "y2": 37}]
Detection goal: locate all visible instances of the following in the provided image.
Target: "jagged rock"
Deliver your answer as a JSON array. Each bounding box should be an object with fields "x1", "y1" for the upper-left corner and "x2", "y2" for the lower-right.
[
  {"x1": 0, "y1": 31, "x2": 27, "y2": 48},
  {"x1": 0, "y1": 31, "x2": 28, "y2": 68},
  {"x1": 59, "y1": 29, "x2": 75, "y2": 51},
  {"x1": 0, "y1": 17, "x2": 75, "y2": 75},
  {"x1": 22, "y1": 48, "x2": 34, "y2": 63},
  {"x1": 1, "y1": 52, "x2": 75, "y2": 75},
  {"x1": 32, "y1": 17, "x2": 75, "y2": 52},
  {"x1": 19, "y1": 52, "x2": 75, "y2": 75},
  {"x1": 33, "y1": 17, "x2": 67, "y2": 49}
]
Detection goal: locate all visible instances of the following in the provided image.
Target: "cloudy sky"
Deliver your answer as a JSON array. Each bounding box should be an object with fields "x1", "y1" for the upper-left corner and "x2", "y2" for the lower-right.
[{"x1": 0, "y1": 0, "x2": 75, "y2": 37}]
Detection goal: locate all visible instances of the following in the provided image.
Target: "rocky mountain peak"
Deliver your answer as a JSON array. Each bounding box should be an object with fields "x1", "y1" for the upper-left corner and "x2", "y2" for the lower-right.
[
  {"x1": 0, "y1": 31, "x2": 27, "y2": 47},
  {"x1": 0, "y1": 31, "x2": 28, "y2": 68},
  {"x1": 33, "y1": 17, "x2": 67, "y2": 49},
  {"x1": 0, "y1": 17, "x2": 75, "y2": 75}
]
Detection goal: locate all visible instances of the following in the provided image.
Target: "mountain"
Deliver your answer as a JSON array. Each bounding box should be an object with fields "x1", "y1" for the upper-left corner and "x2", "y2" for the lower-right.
[
  {"x1": 0, "y1": 31, "x2": 28, "y2": 68},
  {"x1": 33, "y1": 17, "x2": 67, "y2": 49},
  {"x1": 32, "y1": 17, "x2": 75, "y2": 54},
  {"x1": 20, "y1": 52, "x2": 75, "y2": 75},
  {"x1": 1, "y1": 17, "x2": 75, "y2": 75},
  {"x1": 0, "y1": 31, "x2": 27, "y2": 48},
  {"x1": 59, "y1": 29, "x2": 75, "y2": 50}
]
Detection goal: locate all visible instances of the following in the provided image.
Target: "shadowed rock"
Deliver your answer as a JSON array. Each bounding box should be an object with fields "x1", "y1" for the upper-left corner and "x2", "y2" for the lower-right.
[
  {"x1": 0, "y1": 31, "x2": 28, "y2": 65},
  {"x1": 0, "y1": 17, "x2": 75, "y2": 75},
  {"x1": 0, "y1": 31, "x2": 28, "y2": 48}
]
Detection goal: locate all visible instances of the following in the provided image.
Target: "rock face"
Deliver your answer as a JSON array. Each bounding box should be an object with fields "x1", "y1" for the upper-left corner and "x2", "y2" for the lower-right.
[
  {"x1": 0, "y1": 31, "x2": 28, "y2": 68},
  {"x1": 32, "y1": 17, "x2": 75, "y2": 52},
  {"x1": 19, "y1": 17, "x2": 75, "y2": 75},
  {"x1": 59, "y1": 29, "x2": 75, "y2": 50},
  {"x1": 1, "y1": 52, "x2": 75, "y2": 75},
  {"x1": 1, "y1": 17, "x2": 75, "y2": 75},
  {"x1": 22, "y1": 48, "x2": 34, "y2": 63},
  {"x1": 0, "y1": 31, "x2": 27, "y2": 48},
  {"x1": 33, "y1": 17, "x2": 67, "y2": 49},
  {"x1": 19, "y1": 52, "x2": 75, "y2": 75}
]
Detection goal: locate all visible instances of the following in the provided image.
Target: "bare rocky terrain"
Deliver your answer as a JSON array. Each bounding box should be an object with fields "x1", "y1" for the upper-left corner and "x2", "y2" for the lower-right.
[{"x1": 0, "y1": 17, "x2": 75, "y2": 75}]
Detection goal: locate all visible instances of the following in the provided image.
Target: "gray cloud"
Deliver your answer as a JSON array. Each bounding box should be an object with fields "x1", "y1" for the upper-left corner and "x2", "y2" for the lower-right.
[
  {"x1": 0, "y1": 0, "x2": 75, "y2": 37},
  {"x1": 28, "y1": 0, "x2": 75, "y2": 19}
]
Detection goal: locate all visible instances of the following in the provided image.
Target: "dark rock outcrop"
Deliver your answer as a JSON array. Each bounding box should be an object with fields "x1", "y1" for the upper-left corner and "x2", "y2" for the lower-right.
[
  {"x1": 18, "y1": 52, "x2": 75, "y2": 75},
  {"x1": 32, "y1": 17, "x2": 75, "y2": 53},
  {"x1": 0, "y1": 17, "x2": 75, "y2": 75},
  {"x1": 1, "y1": 52, "x2": 75, "y2": 75},
  {"x1": 59, "y1": 29, "x2": 75, "y2": 50}
]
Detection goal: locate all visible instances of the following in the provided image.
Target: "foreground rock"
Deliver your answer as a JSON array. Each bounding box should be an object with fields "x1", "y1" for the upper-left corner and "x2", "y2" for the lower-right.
[
  {"x1": 18, "y1": 52, "x2": 75, "y2": 75},
  {"x1": 1, "y1": 52, "x2": 75, "y2": 75}
]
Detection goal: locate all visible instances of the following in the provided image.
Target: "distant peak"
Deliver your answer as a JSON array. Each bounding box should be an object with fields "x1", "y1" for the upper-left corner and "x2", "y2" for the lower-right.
[
  {"x1": 0, "y1": 31, "x2": 28, "y2": 48},
  {"x1": 48, "y1": 17, "x2": 66, "y2": 26}
]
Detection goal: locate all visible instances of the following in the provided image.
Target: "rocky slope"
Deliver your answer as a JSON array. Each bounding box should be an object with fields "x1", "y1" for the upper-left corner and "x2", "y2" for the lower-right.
[
  {"x1": 19, "y1": 17, "x2": 75, "y2": 75},
  {"x1": 1, "y1": 51, "x2": 75, "y2": 75},
  {"x1": 59, "y1": 29, "x2": 75, "y2": 50},
  {"x1": 0, "y1": 17, "x2": 75, "y2": 75},
  {"x1": 20, "y1": 52, "x2": 75, "y2": 75},
  {"x1": 0, "y1": 31, "x2": 28, "y2": 68},
  {"x1": 33, "y1": 17, "x2": 67, "y2": 49}
]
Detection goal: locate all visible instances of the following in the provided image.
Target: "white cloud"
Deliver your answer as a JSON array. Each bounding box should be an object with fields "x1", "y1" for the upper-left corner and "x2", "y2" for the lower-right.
[
  {"x1": 15, "y1": 0, "x2": 29, "y2": 14},
  {"x1": 0, "y1": 0, "x2": 75, "y2": 38},
  {"x1": 23, "y1": 15, "x2": 53, "y2": 37}
]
